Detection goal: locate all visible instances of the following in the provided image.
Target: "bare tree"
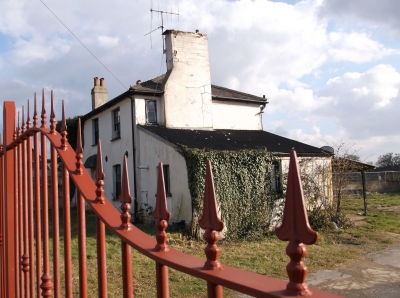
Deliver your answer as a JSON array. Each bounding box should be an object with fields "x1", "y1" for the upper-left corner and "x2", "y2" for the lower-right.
[{"x1": 376, "y1": 152, "x2": 400, "y2": 168}]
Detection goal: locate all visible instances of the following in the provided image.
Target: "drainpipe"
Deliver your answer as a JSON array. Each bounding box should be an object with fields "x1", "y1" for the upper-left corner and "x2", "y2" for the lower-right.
[{"x1": 130, "y1": 97, "x2": 138, "y2": 222}]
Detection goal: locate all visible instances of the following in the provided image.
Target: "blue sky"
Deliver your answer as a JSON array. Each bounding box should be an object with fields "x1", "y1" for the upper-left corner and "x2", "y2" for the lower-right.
[{"x1": 1, "y1": 0, "x2": 400, "y2": 164}]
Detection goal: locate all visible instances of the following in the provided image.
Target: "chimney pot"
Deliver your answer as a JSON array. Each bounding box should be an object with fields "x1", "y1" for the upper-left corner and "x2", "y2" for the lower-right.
[
  {"x1": 196, "y1": 29, "x2": 199, "y2": 33},
  {"x1": 100, "y1": 78, "x2": 105, "y2": 87},
  {"x1": 94, "y1": 77, "x2": 99, "y2": 87},
  {"x1": 136, "y1": 80, "x2": 142, "y2": 85}
]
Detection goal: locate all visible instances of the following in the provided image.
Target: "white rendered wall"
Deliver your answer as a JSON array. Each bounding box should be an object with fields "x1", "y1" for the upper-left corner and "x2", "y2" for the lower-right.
[
  {"x1": 136, "y1": 128, "x2": 192, "y2": 223},
  {"x1": 83, "y1": 97, "x2": 135, "y2": 209},
  {"x1": 280, "y1": 156, "x2": 333, "y2": 204},
  {"x1": 163, "y1": 31, "x2": 213, "y2": 129},
  {"x1": 212, "y1": 101, "x2": 262, "y2": 130}
]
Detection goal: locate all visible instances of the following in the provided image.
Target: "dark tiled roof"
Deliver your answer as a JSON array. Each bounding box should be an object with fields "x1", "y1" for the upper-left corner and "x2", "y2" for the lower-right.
[
  {"x1": 139, "y1": 125, "x2": 331, "y2": 156},
  {"x1": 130, "y1": 74, "x2": 266, "y2": 104},
  {"x1": 84, "y1": 154, "x2": 97, "y2": 168},
  {"x1": 332, "y1": 158, "x2": 375, "y2": 172},
  {"x1": 130, "y1": 74, "x2": 165, "y2": 92},
  {"x1": 211, "y1": 85, "x2": 265, "y2": 102}
]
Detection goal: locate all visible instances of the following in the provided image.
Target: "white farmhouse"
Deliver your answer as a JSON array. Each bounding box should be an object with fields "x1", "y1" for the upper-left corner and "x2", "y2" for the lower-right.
[{"x1": 82, "y1": 30, "x2": 332, "y2": 224}]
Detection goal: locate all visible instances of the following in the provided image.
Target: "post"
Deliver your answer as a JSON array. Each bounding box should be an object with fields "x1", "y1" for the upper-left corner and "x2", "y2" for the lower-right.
[
  {"x1": 361, "y1": 171, "x2": 367, "y2": 216},
  {"x1": 3, "y1": 101, "x2": 16, "y2": 297}
]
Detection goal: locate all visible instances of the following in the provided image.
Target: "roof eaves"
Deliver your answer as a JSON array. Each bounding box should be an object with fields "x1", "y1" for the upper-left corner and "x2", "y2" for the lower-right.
[{"x1": 212, "y1": 95, "x2": 267, "y2": 104}]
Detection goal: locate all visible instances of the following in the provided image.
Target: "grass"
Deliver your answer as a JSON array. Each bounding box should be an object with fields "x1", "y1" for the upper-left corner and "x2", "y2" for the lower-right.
[{"x1": 42, "y1": 192, "x2": 400, "y2": 297}]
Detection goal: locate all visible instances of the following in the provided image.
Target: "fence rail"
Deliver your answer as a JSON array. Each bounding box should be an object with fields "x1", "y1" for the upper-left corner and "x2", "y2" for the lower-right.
[
  {"x1": 0, "y1": 92, "x2": 342, "y2": 297},
  {"x1": 333, "y1": 171, "x2": 400, "y2": 193}
]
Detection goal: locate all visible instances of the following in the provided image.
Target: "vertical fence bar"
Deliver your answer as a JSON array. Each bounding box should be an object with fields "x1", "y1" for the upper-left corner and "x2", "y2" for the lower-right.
[
  {"x1": 3, "y1": 101, "x2": 16, "y2": 297},
  {"x1": 39, "y1": 92, "x2": 53, "y2": 297},
  {"x1": 17, "y1": 121, "x2": 22, "y2": 298},
  {"x1": 40, "y1": 132, "x2": 53, "y2": 297},
  {"x1": 51, "y1": 145, "x2": 60, "y2": 297},
  {"x1": 62, "y1": 165, "x2": 73, "y2": 298},
  {"x1": 60, "y1": 103, "x2": 73, "y2": 298},
  {"x1": 198, "y1": 161, "x2": 224, "y2": 298},
  {"x1": 50, "y1": 93, "x2": 61, "y2": 297},
  {"x1": 119, "y1": 155, "x2": 133, "y2": 298},
  {"x1": 153, "y1": 163, "x2": 171, "y2": 298},
  {"x1": 33, "y1": 95, "x2": 42, "y2": 298},
  {"x1": 0, "y1": 135, "x2": 4, "y2": 297},
  {"x1": 75, "y1": 119, "x2": 88, "y2": 297},
  {"x1": 26, "y1": 100, "x2": 35, "y2": 298},
  {"x1": 21, "y1": 109, "x2": 31, "y2": 298},
  {"x1": 27, "y1": 139, "x2": 35, "y2": 298},
  {"x1": 95, "y1": 140, "x2": 108, "y2": 298},
  {"x1": 77, "y1": 191, "x2": 88, "y2": 298}
]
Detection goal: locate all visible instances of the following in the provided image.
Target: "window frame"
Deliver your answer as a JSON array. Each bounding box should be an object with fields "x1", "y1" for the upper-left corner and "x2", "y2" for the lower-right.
[
  {"x1": 92, "y1": 118, "x2": 99, "y2": 145},
  {"x1": 113, "y1": 164, "x2": 121, "y2": 201},
  {"x1": 163, "y1": 164, "x2": 171, "y2": 196},
  {"x1": 273, "y1": 161, "x2": 283, "y2": 194},
  {"x1": 112, "y1": 108, "x2": 120, "y2": 140},
  {"x1": 145, "y1": 100, "x2": 157, "y2": 124}
]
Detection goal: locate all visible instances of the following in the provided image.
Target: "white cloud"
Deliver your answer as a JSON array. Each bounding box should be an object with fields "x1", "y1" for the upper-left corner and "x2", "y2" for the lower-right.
[
  {"x1": 317, "y1": 64, "x2": 400, "y2": 139},
  {"x1": 12, "y1": 37, "x2": 71, "y2": 65},
  {"x1": 328, "y1": 32, "x2": 397, "y2": 63},
  {"x1": 98, "y1": 36, "x2": 119, "y2": 48}
]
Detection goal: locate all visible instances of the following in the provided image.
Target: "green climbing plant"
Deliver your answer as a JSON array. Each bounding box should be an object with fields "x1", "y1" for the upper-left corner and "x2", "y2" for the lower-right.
[{"x1": 177, "y1": 146, "x2": 282, "y2": 240}]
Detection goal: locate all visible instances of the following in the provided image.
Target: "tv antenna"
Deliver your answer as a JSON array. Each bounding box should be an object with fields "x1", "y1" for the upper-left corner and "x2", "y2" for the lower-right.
[{"x1": 144, "y1": 2, "x2": 179, "y2": 51}]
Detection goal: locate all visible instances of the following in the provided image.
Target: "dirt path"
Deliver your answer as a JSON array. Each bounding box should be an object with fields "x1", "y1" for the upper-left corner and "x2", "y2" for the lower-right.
[{"x1": 308, "y1": 238, "x2": 400, "y2": 297}]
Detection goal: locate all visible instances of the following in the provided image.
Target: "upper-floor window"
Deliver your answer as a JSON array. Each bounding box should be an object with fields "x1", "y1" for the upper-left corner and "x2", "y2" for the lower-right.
[
  {"x1": 146, "y1": 100, "x2": 157, "y2": 124},
  {"x1": 92, "y1": 118, "x2": 99, "y2": 145},
  {"x1": 112, "y1": 108, "x2": 120, "y2": 139}
]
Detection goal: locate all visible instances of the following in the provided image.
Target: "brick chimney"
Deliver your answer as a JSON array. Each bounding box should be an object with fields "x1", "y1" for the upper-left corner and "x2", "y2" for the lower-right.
[
  {"x1": 91, "y1": 77, "x2": 108, "y2": 110},
  {"x1": 162, "y1": 30, "x2": 213, "y2": 129}
]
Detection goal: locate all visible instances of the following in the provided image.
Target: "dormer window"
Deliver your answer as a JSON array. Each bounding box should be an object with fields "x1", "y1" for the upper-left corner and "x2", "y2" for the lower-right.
[
  {"x1": 146, "y1": 100, "x2": 157, "y2": 124},
  {"x1": 112, "y1": 108, "x2": 120, "y2": 139}
]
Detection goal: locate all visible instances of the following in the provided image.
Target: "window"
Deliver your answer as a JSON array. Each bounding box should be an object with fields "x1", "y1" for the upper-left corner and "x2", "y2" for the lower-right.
[
  {"x1": 272, "y1": 162, "x2": 282, "y2": 194},
  {"x1": 163, "y1": 165, "x2": 171, "y2": 195},
  {"x1": 112, "y1": 108, "x2": 120, "y2": 139},
  {"x1": 145, "y1": 100, "x2": 157, "y2": 124},
  {"x1": 113, "y1": 164, "x2": 121, "y2": 200},
  {"x1": 157, "y1": 164, "x2": 171, "y2": 196},
  {"x1": 92, "y1": 118, "x2": 99, "y2": 145}
]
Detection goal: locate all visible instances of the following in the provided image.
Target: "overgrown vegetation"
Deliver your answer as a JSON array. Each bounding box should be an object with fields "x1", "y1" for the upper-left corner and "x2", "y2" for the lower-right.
[{"x1": 177, "y1": 146, "x2": 282, "y2": 240}]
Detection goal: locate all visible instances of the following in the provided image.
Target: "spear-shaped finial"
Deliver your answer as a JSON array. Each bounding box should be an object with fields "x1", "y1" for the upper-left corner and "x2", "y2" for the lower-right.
[
  {"x1": 21, "y1": 106, "x2": 25, "y2": 133},
  {"x1": 33, "y1": 92, "x2": 38, "y2": 128},
  {"x1": 41, "y1": 88, "x2": 46, "y2": 128},
  {"x1": 17, "y1": 111, "x2": 21, "y2": 137},
  {"x1": 95, "y1": 139, "x2": 105, "y2": 204},
  {"x1": 50, "y1": 90, "x2": 56, "y2": 134},
  {"x1": 119, "y1": 155, "x2": 133, "y2": 230},
  {"x1": 26, "y1": 99, "x2": 31, "y2": 129},
  {"x1": 75, "y1": 118, "x2": 83, "y2": 175},
  {"x1": 275, "y1": 150, "x2": 318, "y2": 297},
  {"x1": 198, "y1": 160, "x2": 224, "y2": 270},
  {"x1": 153, "y1": 163, "x2": 171, "y2": 252},
  {"x1": 60, "y1": 100, "x2": 68, "y2": 150}
]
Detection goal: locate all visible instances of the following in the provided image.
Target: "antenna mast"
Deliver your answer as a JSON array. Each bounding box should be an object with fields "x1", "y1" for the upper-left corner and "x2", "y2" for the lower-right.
[{"x1": 145, "y1": 3, "x2": 179, "y2": 52}]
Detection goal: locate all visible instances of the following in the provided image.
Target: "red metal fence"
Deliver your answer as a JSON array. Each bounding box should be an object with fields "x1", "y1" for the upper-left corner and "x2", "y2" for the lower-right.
[{"x1": 0, "y1": 92, "x2": 342, "y2": 297}]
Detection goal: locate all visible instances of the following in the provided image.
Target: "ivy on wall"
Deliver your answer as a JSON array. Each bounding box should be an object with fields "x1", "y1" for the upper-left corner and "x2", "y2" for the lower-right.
[{"x1": 177, "y1": 146, "x2": 281, "y2": 240}]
